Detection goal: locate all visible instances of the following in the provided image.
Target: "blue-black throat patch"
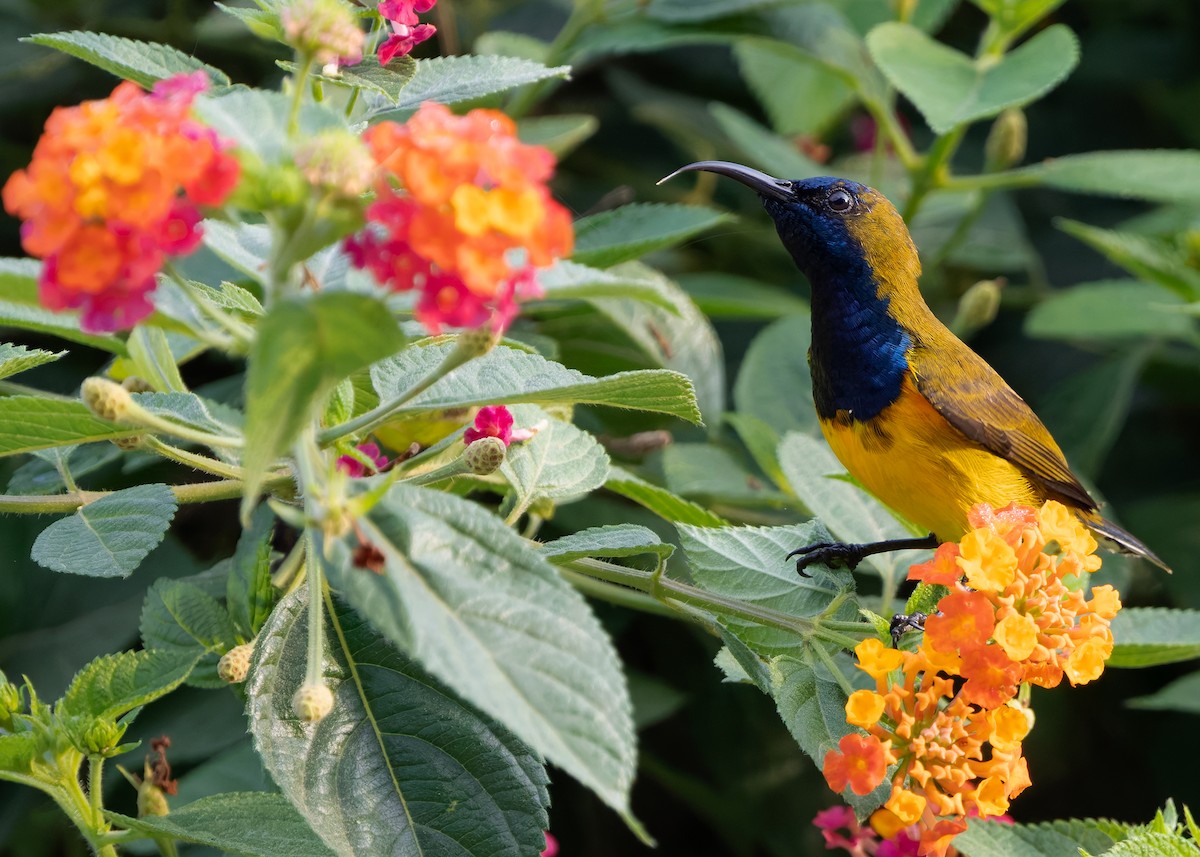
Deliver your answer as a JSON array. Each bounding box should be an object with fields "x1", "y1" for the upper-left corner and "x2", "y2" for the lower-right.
[{"x1": 766, "y1": 197, "x2": 911, "y2": 422}]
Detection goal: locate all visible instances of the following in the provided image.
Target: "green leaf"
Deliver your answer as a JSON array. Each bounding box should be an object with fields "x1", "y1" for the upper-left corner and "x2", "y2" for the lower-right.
[
  {"x1": 0, "y1": 732, "x2": 40, "y2": 775},
  {"x1": 725, "y1": 411, "x2": 788, "y2": 491},
  {"x1": 24, "y1": 31, "x2": 230, "y2": 88},
  {"x1": 538, "y1": 261, "x2": 682, "y2": 312},
  {"x1": 0, "y1": 398, "x2": 141, "y2": 457},
  {"x1": 571, "y1": 203, "x2": 733, "y2": 269},
  {"x1": 132, "y1": 391, "x2": 244, "y2": 436},
  {"x1": 1037, "y1": 349, "x2": 1150, "y2": 480},
  {"x1": 1056, "y1": 219, "x2": 1200, "y2": 301},
  {"x1": 227, "y1": 505, "x2": 277, "y2": 640},
  {"x1": 1025, "y1": 280, "x2": 1195, "y2": 343},
  {"x1": 126, "y1": 326, "x2": 186, "y2": 393},
  {"x1": 107, "y1": 792, "x2": 335, "y2": 857},
  {"x1": 581, "y1": 264, "x2": 724, "y2": 425},
  {"x1": 772, "y1": 651, "x2": 886, "y2": 815},
  {"x1": 140, "y1": 578, "x2": 239, "y2": 658},
  {"x1": 645, "y1": 0, "x2": 787, "y2": 22},
  {"x1": 604, "y1": 465, "x2": 729, "y2": 528},
  {"x1": 59, "y1": 649, "x2": 196, "y2": 720},
  {"x1": 968, "y1": 0, "x2": 1068, "y2": 39},
  {"x1": 500, "y1": 405, "x2": 610, "y2": 521},
  {"x1": 735, "y1": 39, "x2": 856, "y2": 136},
  {"x1": 539, "y1": 524, "x2": 675, "y2": 564},
  {"x1": 708, "y1": 101, "x2": 826, "y2": 178},
  {"x1": 1128, "y1": 670, "x2": 1200, "y2": 714},
  {"x1": 6, "y1": 444, "x2": 121, "y2": 495},
  {"x1": 370, "y1": 342, "x2": 701, "y2": 424},
  {"x1": 0, "y1": 259, "x2": 126, "y2": 353},
  {"x1": 1033, "y1": 150, "x2": 1200, "y2": 204},
  {"x1": 866, "y1": 22, "x2": 1079, "y2": 134},
  {"x1": 955, "y1": 815, "x2": 1118, "y2": 857},
  {"x1": 517, "y1": 114, "x2": 598, "y2": 158},
  {"x1": 199, "y1": 222, "x2": 272, "y2": 286},
  {"x1": 778, "y1": 432, "x2": 926, "y2": 584},
  {"x1": 733, "y1": 313, "x2": 817, "y2": 437},
  {"x1": 279, "y1": 55, "x2": 415, "y2": 103},
  {"x1": 324, "y1": 484, "x2": 636, "y2": 819},
  {"x1": 1109, "y1": 608, "x2": 1200, "y2": 667},
  {"x1": 678, "y1": 520, "x2": 858, "y2": 655},
  {"x1": 662, "y1": 443, "x2": 789, "y2": 506},
  {"x1": 31, "y1": 484, "x2": 178, "y2": 578},
  {"x1": 676, "y1": 273, "x2": 809, "y2": 319},
  {"x1": 0, "y1": 343, "x2": 64, "y2": 381},
  {"x1": 368, "y1": 55, "x2": 570, "y2": 116},
  {"x1": 1092, "y1": 832, "x2": 1200, "y2": 857},
  {"x1": 243, "y1": 293, "x2": 406, "y2": 515},
  {"x1": 247, "y1": 589, "x2": 549, "y2": 857},
  {"x1": 763, "y1": 5, "x2": 890, "y2": 105},
  {"x1": 195, "y1": 88, "x2": 345, "y2": 164}
]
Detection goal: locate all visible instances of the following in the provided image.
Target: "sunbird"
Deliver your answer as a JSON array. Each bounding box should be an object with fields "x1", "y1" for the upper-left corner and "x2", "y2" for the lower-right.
[{"x1": 661, "y1": 161, "x2": 1170, "y2": 574}]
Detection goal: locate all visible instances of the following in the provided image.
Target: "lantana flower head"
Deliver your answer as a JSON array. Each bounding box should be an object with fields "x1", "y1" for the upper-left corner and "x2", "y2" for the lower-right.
[
  {"x1": 463, "y1": 405, "x2": 535, "y2": 446},
  {"x1": 2, "y1": 72, "x2": 239, "y2": 331},
  {"x1": 346, "y1": 102, "x2": 572, "y2": 333},
  {"x1": 912, "y1": 500, "x2": 1119, "y2": 699}
]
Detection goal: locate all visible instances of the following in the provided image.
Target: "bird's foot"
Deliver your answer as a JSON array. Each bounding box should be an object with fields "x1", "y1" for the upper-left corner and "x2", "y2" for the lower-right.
[
  {"x1": 889, "y1": 612, "x2": 927, "y2": 648},
  {"x1": 786, "y1": 541, "x2": 869, "y2": 576}
]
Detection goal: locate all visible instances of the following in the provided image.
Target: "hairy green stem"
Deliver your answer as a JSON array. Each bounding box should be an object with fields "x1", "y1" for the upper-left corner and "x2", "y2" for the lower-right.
[
  {"x1": 0, "y1": 474, "x2": 293, "y2": 514},
  {"x1": 142, "y1": 436, "x2": 248, "y2": 481},
  {"x1": 564, "y1": 557, "x2": 869, "y2": 649},
  {"x1": 317, "y1": 338, "x2": 486, "y2": 445},
  {"x1": 123, "y1": 403, "x2": 244, "y2": 449},
  {"x1": 559, "y1": 569, "x2": 683, "y2": 619},
  {"x1": 287, "y1": 54, "x2": 314, "y2": 138},
  {"x1": 903, "y1": 124, "x2": 967, "y2": 222}
]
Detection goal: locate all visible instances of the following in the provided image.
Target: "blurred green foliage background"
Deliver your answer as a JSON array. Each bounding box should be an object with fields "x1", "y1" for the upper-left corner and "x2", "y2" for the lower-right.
[{"x1": 2, "y1": 1, "x2": 1199, "y2": 854}]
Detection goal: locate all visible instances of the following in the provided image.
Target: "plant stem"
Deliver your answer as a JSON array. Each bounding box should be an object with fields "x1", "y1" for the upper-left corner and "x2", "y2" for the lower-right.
[
  {"x1": 559, "y1": 569, "x2": 684, "y2": 619},
  {"x1": 124, "y1": 404, "x2": 244, "y2": 449},
  {"x1": 0, "y1": 474, "x2": 293, "y2": 514},
  {"x1": 304, "y1": 532, "x2": 326, "y2": 685},
  {"x1": 142, "y1": 436, "x2": 247, "y2": 481},
  {"x1": 288, "y1": 54, "x2": 314, "y2": 138},
  {"x1": 903, "y1": 125, "x2": 966, "y2": 221},
  {"x1": 317, "y1": 338, "x2": 485, "y2": 445},
  {"x1": 564, "y1": 558, "x2": 869, "y2": 649},
  {"x1": 87, "y1": 756, "x2": 104, "y2": 820}
]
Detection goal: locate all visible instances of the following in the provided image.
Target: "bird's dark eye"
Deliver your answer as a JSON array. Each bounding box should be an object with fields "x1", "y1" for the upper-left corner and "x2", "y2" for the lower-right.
[{"x1": 827, "y1": 188, "x2": 854, "y2": 213}]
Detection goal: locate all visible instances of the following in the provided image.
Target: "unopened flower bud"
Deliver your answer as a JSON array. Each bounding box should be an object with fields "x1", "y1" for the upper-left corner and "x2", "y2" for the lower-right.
[
  {"x1": 292, "y1": 682, "x2": 335, "y2": 722},
  {"x1": 985, "y1": 108, "x2": 1027, "y2": 172},
  {"x1": 465, "y1": 436, "x2": 506, "y2": 475},
  {"x1": 218, "y1": 642, "x2": 255, "y2": 684},
  {"x1": 81, "y1": 377, "x2": 134, "y2": 423},
  {"x1": 81, "y1": 719, "x2": 125, "y2": 756},
  {"x1": 0, "y1": 675, "x2": 20, "y2": 730},
  {"x1": 138, "y1": 780, "x2": 171, "y2": 817},
  {"x1": 295, "y1": 130, "x2": 376, "y2": 197},
  {"x1": 953, "y1": 278, "x2": 1003, "y2": 336},
  {"x1": 112, "y1": 435, "x2": 145, "y2": 451},
  {"x1": 120, "y1": 376, "x2": 154, "y2": 394},
  {"x1": 453, "y1": 328, "x2": 500, "y2": 360},
  {"x1": 282, "y1": 0, "x2": 365, "y2": 66}
]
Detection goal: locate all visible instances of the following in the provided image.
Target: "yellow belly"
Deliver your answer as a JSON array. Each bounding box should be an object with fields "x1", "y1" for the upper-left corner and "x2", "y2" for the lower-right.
[{"x1": 819, "y1": 378, "x2": 1043, "y2": 540}]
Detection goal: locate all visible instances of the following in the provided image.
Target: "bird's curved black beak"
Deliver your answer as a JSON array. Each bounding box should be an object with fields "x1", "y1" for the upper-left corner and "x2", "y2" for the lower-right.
[{"x1": 658, "y1": 160, "x2": 793, "y2": 202}]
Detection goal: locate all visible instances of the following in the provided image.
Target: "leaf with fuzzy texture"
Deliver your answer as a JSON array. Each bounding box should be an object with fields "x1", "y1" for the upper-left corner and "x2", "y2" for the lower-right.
[{"x1": 247, "y1": 589, "x2": 551, "y2": 857}]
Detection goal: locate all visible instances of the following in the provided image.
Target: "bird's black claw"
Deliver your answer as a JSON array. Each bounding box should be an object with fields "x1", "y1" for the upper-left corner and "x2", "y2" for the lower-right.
[
  {"x1": 785, "y1": 541, "x2": 865, "y2": 577},
  {"x1": 889, "y1": 612, "x2": 927, "y2": 648}
]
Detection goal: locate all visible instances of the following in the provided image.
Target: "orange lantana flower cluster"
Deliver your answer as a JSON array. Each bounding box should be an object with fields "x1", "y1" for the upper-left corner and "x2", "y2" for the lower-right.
[
  {"x1": 345, "y1": 102, "x2": 573, "y2": 333},
  {"x1": 2, "y1": 72, "x2": 239, "y2": 332},
  {"x1": 821, "y1": 500, "x2": 1122, "y2": 857}
]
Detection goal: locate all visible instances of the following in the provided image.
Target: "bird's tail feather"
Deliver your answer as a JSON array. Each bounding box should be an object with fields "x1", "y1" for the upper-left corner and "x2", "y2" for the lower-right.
[{"x1": 1086, "y1": 516, "x2": 1172, "y2": 573}]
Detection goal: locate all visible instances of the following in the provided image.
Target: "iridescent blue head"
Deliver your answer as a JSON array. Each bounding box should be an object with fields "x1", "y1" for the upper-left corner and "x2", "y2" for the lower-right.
[{"x1": 660, "y1": 161, "x2": 919, "y2": 422}]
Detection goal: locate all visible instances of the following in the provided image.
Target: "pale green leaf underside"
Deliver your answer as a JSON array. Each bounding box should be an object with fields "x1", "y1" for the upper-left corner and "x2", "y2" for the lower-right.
[
  {"x1": 1128, "y1": 670, "x2": 1200, "y2": 713},
  {"x1": 31, "y1": 484, "x2": 178, "y2": 578},
  {"x1": 1024, "y1": 279, "x2": 1194, "y2": 343},
  {"x1": 107, "y1": 792, "x2": 336, "y2": 857},
  {"x1": 25, "y1": 31, "x2": 230, "y2": 88},
  {"x1": 323, "y1": 484, "x2": 637, "y2": 818},
  {"x1": 1056, "y1": 219, "x2": 1200, "y2": 301},
  {"x1": 537, "y1": 260, "x2": 682, "y2": 313},
  {"x1": 605, "y1": 465, "x2": 728, "y2": 528},
  {"x1": 370, "y1": 342, "x2": 701, "y2": 424},
  {"x1": 368, "y1": 55, "x2": 570, "y2": 115},
  {"x1": 247, "y1": 589, "x2": 550, "y2": 857},
  {"x1": 280, "y1": 56, "x2": 415, "y2": 103},
  {"x1": 1109, "y1": 608, "x2": 1200, "y2": 667},
  {"x1": 539, "y1": 524, "x2": 675, "y2": 564}
]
